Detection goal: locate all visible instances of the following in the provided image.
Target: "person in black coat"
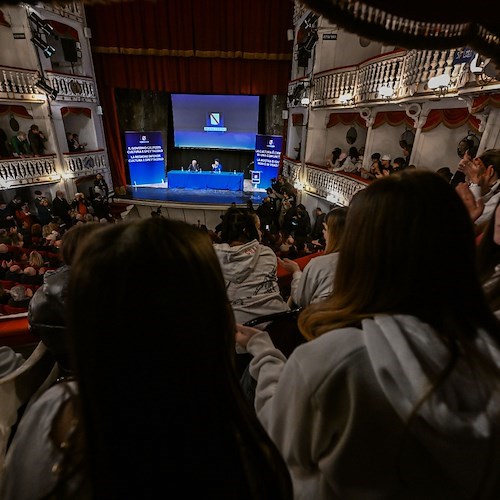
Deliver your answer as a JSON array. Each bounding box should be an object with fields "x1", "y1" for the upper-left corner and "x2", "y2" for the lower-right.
[{"x1": 52, "y1": 190, "x2": 72, "y2": 227}]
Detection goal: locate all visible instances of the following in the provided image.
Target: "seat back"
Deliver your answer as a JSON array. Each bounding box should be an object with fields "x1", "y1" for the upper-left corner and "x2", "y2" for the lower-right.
[
  {"x1": 0, "y1": 342, "x2": 57, "y2": 471},
  {"x1": 244, "y1": 307, "x2": 306, "y2": 358}
]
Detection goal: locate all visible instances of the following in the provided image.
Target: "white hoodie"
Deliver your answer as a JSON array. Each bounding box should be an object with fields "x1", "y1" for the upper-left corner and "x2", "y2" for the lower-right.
[
  {"x1": 213, "y1": 239, "x2": 289, "y2": 324},
  {"x1": 245, "y1": 314, "x2": 500, "y2": 499}
]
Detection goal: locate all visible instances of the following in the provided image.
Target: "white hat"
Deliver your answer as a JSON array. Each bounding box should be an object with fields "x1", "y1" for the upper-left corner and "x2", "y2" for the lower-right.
[{"x1": 381, "y1": 154, "x2": 391, "y2": 161}]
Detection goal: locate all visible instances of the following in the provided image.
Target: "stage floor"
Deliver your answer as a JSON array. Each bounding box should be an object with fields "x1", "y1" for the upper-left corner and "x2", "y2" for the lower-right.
[{"x1": 119, "y1": 180, "x2": 268, "y2": 206}]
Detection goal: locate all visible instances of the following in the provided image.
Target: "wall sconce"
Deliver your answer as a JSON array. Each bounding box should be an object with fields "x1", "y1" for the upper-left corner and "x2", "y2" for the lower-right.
[
  {"x1": 35, "y1": 79, "x2": 58, "y2": 100},
  {"x1": 300, "y1": 96, "x2": 310, "y2": 105},
  {"x1": 294, "y1": 180, "x2": 304, "y2": 190},
  {"x1": 29, "y1": 12, "x2": 54, "y2": 36},
  {"x1": 32, "y1": 35, "x2": 56, "y2": 58},
  {"x1": 339, "y1": 93, "x2": 354, "y2": 106},
  {"x1": 378, "y1": 85, "x2": 394, "y2": 101},
  {"x1": 428, "y1": 73, "x2": 451, "y2": 97}
]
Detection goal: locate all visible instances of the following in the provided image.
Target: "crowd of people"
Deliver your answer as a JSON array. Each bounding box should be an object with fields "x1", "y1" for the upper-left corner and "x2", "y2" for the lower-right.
[
  {"x1": 0, "y1": 125, "x2": 90, "y2": 159},
  {"x1": 0, "y1": 174, "x2": 113, "y2": 315},
  {"x1": 1, "y1": 155, "x2": 500, "y2": 498},
  {"x1": 0, "y1": 125, "x2": 48, "y2": 159},
  {"x1": 326, "y1": 140, "x2": 414, "y2": 180}
]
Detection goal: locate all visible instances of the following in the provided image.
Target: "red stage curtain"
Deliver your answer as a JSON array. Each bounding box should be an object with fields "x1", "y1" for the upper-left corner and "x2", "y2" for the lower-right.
[
  {"x1": 326, "y1": 112, "x2": 366, "y2": 128},
  {"x1": 61, "y1": 107, "x2": 91, "y2": 118},
  {"x1": 84, "y1": 0, "x2": 294, "y2": 189},
  {"x1": 422, "y1": 109, "x2": 481, "y2": 133},
  {"x1": 372, "y1": 111, "x2": 414, "y2": 129},
  {"x1": 0, "y1": 105, "x2": 32, "y2": 119}
]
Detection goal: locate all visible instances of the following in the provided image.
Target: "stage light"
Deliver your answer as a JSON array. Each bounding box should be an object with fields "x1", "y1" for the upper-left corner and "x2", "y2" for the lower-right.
[
  {"x1": 32, "y1": 36, "x2": 56, "y2": 58},
  {"x1": 35, "y1": 79, "x2": 58, "y2": 100},
  {"x1": 29, "y1": 12, "x2": 54, "y2": 36}
]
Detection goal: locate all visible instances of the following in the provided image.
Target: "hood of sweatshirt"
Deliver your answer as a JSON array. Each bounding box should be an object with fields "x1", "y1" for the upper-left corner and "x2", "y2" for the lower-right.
[
  {"x1": 213, "y1": 240, "x2": 263, "y2": 284},
  {"x1": 363, "y1": 314, "x2": 500, "y2": 492}
]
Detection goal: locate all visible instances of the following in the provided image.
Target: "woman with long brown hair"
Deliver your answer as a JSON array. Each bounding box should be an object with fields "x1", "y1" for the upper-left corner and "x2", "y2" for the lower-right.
[{"x1": 237, "y1": 170, "x2": 500, "y2": 499}]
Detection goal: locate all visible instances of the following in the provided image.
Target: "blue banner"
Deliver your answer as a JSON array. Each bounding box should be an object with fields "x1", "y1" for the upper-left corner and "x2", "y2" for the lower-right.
[
  {"x1": 253, "y1": 134, "x2": 283, "y2": 190},
  {"x1": 125, "y1": 131, "x2": 165, "y2": 185}
]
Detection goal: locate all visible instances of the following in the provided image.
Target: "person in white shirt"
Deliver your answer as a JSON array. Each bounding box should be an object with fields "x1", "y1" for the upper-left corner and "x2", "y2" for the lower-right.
[
  {"x1": 279, "y1": 206, "x2": 348, "y2": 307},
  {"x1": 455, "y1": 149, "x2": 500, "y2": 232}
]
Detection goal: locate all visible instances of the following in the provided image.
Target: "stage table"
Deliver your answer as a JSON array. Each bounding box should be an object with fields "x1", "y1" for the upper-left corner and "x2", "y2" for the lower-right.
[{"x1": 167, "y1": 170, "x2": 244, "y2": 191}]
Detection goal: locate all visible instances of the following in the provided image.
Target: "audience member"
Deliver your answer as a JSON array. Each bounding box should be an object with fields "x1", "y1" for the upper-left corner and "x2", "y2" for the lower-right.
[
  {"x1": 392, "y1": 156, "x2": 407, "y2": 173},
  {"x1": 7, "y1": 284, "x2": 32, "y2": 309},
  {"x1": 0, "y1": 128, "x2": 9, "y2": 158},
  {"x1": 455, "y1": 149, "x2": 500, "y2": 231},
  {"x1": 369, "y1": 152, "x2": 383, "y2": 179},
  {"x1": 0, "y1": 200, "x2": 16, "y2": 230},
  {"x1": 93, "y1": 173, "x2": 109, "y2": 200},
  {"x1": 10, "y1": 131, "x2": 31, "y2": 157},
  {"x1": 71, "y1": 133, "x2": 86, "y2": 152},
  {"x1": 477, "y1": 198, "x2": 500, "y2": 318},
  {"x1": 380, "y1": 154, "x2": 393, "y2": 175},
  {"x1": 3, "y1": 217, "x2": 293, "y2": 500},
  {"x1": 214, "y1": 207, "x2": 289, "y2": 324},
  {"x1": 236, "y1": 170, "x2": 500, "y2": 499},
  {"x1": 28, "y1": 223, "x2": 103, "y2": 376},
  {"x1": 325, "y1": 147, "x2": 343, "y2": 170},
  {"x1": 279, "y1": 206, "x2": 348, "y2": 307},
  {"x1": 341, "y1": 146, "x2": 363, "y2": 173},
  {"x1": 51, "y1": 191, "x2": 72, "y2": 227},
  {"x1": 310, "y1": 207, "x2": 326, "y2": 241},
  {"x1": 436, "y1": 166, "x2": 453, "y2": 182},
  {"x1": 28, "y1": 124, "x2": 47, "y2": 156}
]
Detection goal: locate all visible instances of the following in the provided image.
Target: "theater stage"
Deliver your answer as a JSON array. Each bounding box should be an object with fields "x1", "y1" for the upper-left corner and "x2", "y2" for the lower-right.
[{"x1": 115, "y1": 179, "x2": 268, "y2": 207}]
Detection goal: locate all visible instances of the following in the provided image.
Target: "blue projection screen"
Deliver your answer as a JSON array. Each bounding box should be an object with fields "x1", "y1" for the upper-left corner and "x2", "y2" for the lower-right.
[{"x1": 172, "y1": 94, "x2": 259, "y2": 150}]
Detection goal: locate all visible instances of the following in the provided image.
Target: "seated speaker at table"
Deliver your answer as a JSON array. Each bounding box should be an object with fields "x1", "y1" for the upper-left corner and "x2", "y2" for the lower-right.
[
  {"x1": 211, "y1": 158, "x2": 223, "y2": 173},
  {"x1": 188, "y1": 159, "x2": 201, "y2": 172}
]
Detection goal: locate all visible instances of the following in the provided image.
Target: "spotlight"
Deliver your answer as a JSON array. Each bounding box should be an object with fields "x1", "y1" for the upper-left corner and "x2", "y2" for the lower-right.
[
  {"x1": 35, "y1": 79, "x2": 58, "y2": 100},
  {"x1": 29, "y1": 12, "x2": 54, "y2": 36},
  {"x1": 32, "y1": 36, "x2": 56, "y2": 58}
]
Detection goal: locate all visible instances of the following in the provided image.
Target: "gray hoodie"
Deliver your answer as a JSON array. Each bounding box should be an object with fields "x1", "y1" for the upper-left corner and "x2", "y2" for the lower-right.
[
  {"x1": 213, "y1": 239, "x2": 289, "y2": 324},
  {"x1": 246, "y1": 314, "x2": 500, "y2": 499}
]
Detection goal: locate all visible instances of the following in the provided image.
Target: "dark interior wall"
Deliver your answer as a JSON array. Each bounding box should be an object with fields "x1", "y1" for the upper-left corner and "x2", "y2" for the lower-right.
[{"x1": 115, "y1": 89, "x2": 286, "y2": 181}]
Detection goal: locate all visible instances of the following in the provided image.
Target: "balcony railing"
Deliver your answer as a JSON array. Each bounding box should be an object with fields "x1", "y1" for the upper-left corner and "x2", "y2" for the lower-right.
[
  {"x1": 303, "y1": 165, "x2": 368, "y2": 206},
  {"x1": 293, "y1": 48, "x2": 500, "y2": 109},
  {"x1": 0, "y1": 155, "x2": 60, "y2": 189},
  {"x1": 62, "y1": 150, "x2": 108, "y2": 178},
  {"x1": 0, "y1": 66, "x2": 45, "y2": 101},
  {"x1": 42, "y1": 2, "x2": 84, "y2": 20},
  {"x1": 282, "y1": 158, "x2": 368, "y2": 207},
  {"x1": 46, "y1": 72, "x2": 97, "y2": 102},
  {"x1": 282, "y1": 157, "x2": 302, "y2": 185}
]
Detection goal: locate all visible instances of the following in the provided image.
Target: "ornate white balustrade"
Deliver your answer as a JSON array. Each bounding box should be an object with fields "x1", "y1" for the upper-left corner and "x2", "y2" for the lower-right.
[
  {"x1": 303, "y1": 165, "x2": 368, "y2": 206},
  {"x1": 46, "y1": 73, "x2": 97, "y2": 102},
  {"x1": 303, "y1": 47, "x2": 499, "y2": 109},
  {"x1": 42, "y1": 1, "x2": 83, "y2": 20},
  {"x1": 0, "y1": 66, "x2": 45, "y2": 101},
  {"x1": 282, "y1": 159, "x2": 368, "y2": 207},
  {"x1": 282, "y1": 158, "x2": 302, "y2": 185},
  {"x1": 63, "y1": 150, "x2": 108, "y2": 178},
  {"x1": 0, "y1": 156, "x2": 60, "y2": 189}
]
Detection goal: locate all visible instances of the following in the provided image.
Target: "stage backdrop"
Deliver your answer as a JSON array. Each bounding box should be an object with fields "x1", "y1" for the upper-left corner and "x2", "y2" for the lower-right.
[
  {"x1": 125, "y1": 131, "x2": 166, "y2": 185},
  {"x1": 253, "y1": 134, "x2": 283, "y2": 190}
]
